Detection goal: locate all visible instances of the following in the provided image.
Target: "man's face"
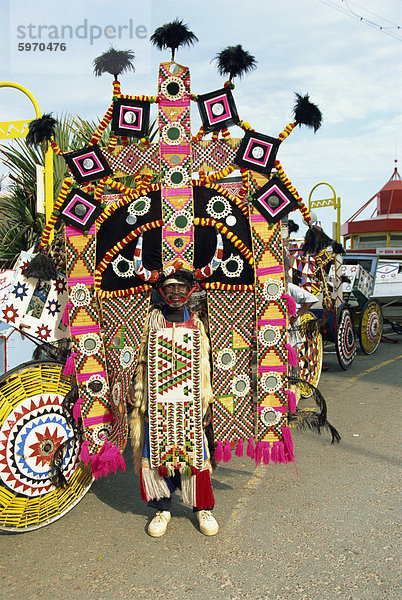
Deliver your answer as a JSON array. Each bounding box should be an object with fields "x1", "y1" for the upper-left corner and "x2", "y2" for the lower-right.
[{"x1": 162, "y1": 282, "x2": 191, "y2": 308}]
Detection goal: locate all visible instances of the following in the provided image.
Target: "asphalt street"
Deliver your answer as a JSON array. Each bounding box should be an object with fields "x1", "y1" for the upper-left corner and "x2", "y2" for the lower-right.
[{"x1": 1, "y1": 328, "x2": 401, "y2": 600}]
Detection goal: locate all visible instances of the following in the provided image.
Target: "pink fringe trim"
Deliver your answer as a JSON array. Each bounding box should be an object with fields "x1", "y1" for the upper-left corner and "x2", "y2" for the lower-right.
[
  {"x1": 80, "y1": 439, "x2": 125, "y2": 479},
  {"x1": 223, "y1": 440, "x2": 232, "y2": 463},
  {"x1": 263, "y1": 442, "x2": 270, "y2": 465},
  {"x1": 215, "y1": 440, "x2": 223, "y2": 462},
  {"x1": 285, "y1": 343, "x2": 298, "y2": 368},
  {"x1": 72, "y1": 397, "x2": 85, "y2": 421},
  {"x1": 246, "y1": 436, "x2": 255, "y2": 459},
  {"x1": 255, "y1": 441, "x2": 263, "y2": 465},
  {"x1": 63, "y1": 352, "x2": 78, "y2": 376},
  {"x1": 282, "y1": 294, "x2": 297, "y2": 316},
  {"x1": 235, "y1": 438, "x2": 244, "y2": 457},
  {"x1": 284, "y1": 389, "x2": 297, "y2": 412}
]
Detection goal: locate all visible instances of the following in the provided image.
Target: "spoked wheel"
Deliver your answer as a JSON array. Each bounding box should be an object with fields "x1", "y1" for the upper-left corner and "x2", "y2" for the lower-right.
[
  {"x1": 359, "y1": 299, "x2": 383, "y2": 355},
  {"x1": 0, "y1": 361, "x2": 92, "y2": 533},
  {"x1": 335, "y1": 304, "x2": 356, "y2": 370},
  {"x1": 298, "y1": 312, "x2": 323, "y2": 398}
]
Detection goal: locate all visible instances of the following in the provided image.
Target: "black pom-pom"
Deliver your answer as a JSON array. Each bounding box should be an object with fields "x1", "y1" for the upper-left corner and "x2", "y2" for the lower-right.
[
  {"x1": 22, "y1": 252, "x2": 58, "y2": 281},
  {"x1": 93, "y1": 47, "x2": 135, "y2": 79},
  {"x1": 213, "y1": 44, "x2": 257, "y2": 81},
  {"x1": 26, "y1": 114, "x2": 57, "y2": 149},
  {"x1": 150, "y1": 19, "x2": 198, "y2": 61},
  {"x1": 293, "y1": 93, "x2": 322, "y2": 132},
  {"x1": 331, "y1": 241, "x2": 345, "y2": 255},
  {"x1": 301, "y1": 225, "x2": 332, "y2": 256},
  {"x1": 288, "y1": 219, "x2": 299, "y2": 234}
]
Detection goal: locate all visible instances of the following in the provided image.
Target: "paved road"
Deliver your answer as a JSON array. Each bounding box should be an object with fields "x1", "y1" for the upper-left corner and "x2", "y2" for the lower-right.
[{"x1": 1, "y1": 329, "x2": 401, "y2": 600}]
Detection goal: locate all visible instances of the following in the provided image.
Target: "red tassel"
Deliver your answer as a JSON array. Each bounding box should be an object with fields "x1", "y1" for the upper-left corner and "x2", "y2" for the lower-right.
[
  {"x1": 215, "y1": 440, "x2": 223, "y2": 462},
  {"x1": 282, "y1": 426, "x2": 296, "y2": 463},
  {"x1": 195, "y1": 469, "x2": 215, "y2": 510},
  {"x1": 263, "y1": 442, "x2": 270, "y2": 465},
  {"x1": 72, "y1": 397, "x2": 84, "y2": 421},
  {"x1": 62, "y1": 302, "x2": 72, "y2": 326},
  {"x1": 255, "y1": 441, "x2": 263, "y2": 465},
  {"x1": 283, "y1": 293, "x2": 297, "y2": 316},
  {"x1": 223, "y1": 440, "x2": 232, "y2": 463},
  {"x1": 246, "y1": 436, "x2": 255, "y2": 459},
  {"x1": 158, "y1": 465, "x2": 168, "y2": 478},
  {"x1": 284, "y1": 390, "x2": 297, "y2": 412},
  {"x1": 285, "y1": 343, "x2": 298, "y2": 368},
  {"x1": 235, "y1": 438, "x2": 244, "y2": 457},
  {"x1": 139, "y1": 468, "x2": 148, "y2": 501},
  {"x1": 80, "y1": 440, "x2": 90, "y2": 464},
  {"x1": 63, "y1": 352, "x2": 78, "y2": 376}
]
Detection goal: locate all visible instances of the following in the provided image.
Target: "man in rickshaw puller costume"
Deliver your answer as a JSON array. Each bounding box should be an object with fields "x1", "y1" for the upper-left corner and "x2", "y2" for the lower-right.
[{"x1": 128, "y1": 268, "x2": 218, "y2": 537}]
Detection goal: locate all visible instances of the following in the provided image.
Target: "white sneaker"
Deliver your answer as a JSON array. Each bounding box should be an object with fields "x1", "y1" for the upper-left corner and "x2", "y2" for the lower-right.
[
  {"x1": 147, "y1": 511, "x2": 171, "y2": 537},
  {"x1": 196, "y1": 510, "x2": 219, "y2": 536}
]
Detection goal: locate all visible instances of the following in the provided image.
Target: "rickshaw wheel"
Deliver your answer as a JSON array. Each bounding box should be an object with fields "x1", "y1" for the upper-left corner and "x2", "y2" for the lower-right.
[
  {"x1": 298, "y1": 312, "x2": 323, "y2": 399},
  {"x1": 335, "y1": 304, "x2": 357, "y2": 370},
  {"x1": 0, "y1": 361, "x2": 92, "y2": 533},
  {"x1": 359, "y1": 299, "x2": 383, "y2": 355}
]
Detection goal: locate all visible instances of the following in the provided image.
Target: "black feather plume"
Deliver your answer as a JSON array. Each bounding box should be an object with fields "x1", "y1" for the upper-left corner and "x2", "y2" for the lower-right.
[
  {"x1": 22, "y1": 252, "x2": 58, "y2": 281},
  {"x1": 331, "y1": 241, "x2": 345, "y2": 255},
  {"x1": 341, "y1": 274, "x2": 351, "y2": 284},
  {"x1": 301, "y1": 225, "x2": 333, "y2": 256},
  {"x1": 26, "y1": 113, "x2": 57, "y2": 149},
  {"x1": 288, "y1": 219, "x2": 299, "y2": 234},
  {"x1": 93, "y1": 47, "x2": 135, "y2": 79},
  {"x1": 213, "y1": 44, "x2": 257, "y2": 81},
  {"x1": 288, "y1": 410, "x2": 341, "y2": 444},
  {"x1": 150, "y1": 19, "x2": 198, "y2": 61},
  {"x1": 293, "y1": 93, "x2": 322, "y2": 132}
]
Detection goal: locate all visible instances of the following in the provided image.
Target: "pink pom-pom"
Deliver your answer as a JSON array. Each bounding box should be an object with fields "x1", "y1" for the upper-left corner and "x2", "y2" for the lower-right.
[
  {"x1": 223, "y1": 440, "x2": 232, "y2": 463},
  {"x1": 215, "y1": 440, "x2": 223, "y2": 462},
  {"x1": 246, "y1": 436, "x2": 255, "y2": 459},
  {"x1": 235, "y1": 439, "x2": 244, "y2": 457},
  {"x1": 285, "y1": 343, "x2": 298, "y2": 368},
  {"x1": 284, "y1": 390, "x2": 297, "y2": 412},
  {"x1": 282, "y1": 293, "x2": 297, "y2": 317}
]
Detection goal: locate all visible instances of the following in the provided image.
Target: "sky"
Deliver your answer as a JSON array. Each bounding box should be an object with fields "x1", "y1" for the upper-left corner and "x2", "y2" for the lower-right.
[{"x1": 0, "y1": 0, "x2": 401, "y2": 239}]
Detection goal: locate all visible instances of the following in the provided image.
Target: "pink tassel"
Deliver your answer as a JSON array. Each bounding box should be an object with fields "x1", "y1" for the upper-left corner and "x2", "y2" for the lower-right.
[
  {"x1": 282, "y1": 426, "x2": 295, "y2": 463},
  {"x1": 255, "y1": 441, "x2": 263, "y2": 465},
  {"x1": 282, "y1": 293, "x2": 297, "y2": 316},
  {"x1": 263, "y1": 442, "x2": 270, "y2": 465},
  {"x1": 285, "y1": 343, "x2": 298, "y2": 368},
  {"x1": 62, "y1": 302, "x2": 72, "y2": 326},
  {"x1": 284, "y1": 390, "x2": 297, "y2": 412},
  {"x1": 90, "y1": 441, "x2": 126, "y2": 479},
  {"x1": 246, "y1": 436, "x2": 255, "y2": 459},
  {"x1": 223, "y1": 440, "x2": 232, "y2": 463},
  {"x1": 277, "y1": 443, "x2": 286, "y2": 464},
  {"x1": 270, "y1": 443, "x2": 279, "y2": 465},
  {"x1": 72, "y1": 397, "x2": 85, "y2": 421},
  {"x1": 235, "y1": 438, "x2": 244, "y2": 457},
  {"x1": 215, "y1": 440, "x2": 223, "y2": 462},
  {"x1": 80, "y1": 440, "x2": 90, "y2": 464},
  {"x1": 63, "y1": 352, "x2": 78, "y2": 376}
]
